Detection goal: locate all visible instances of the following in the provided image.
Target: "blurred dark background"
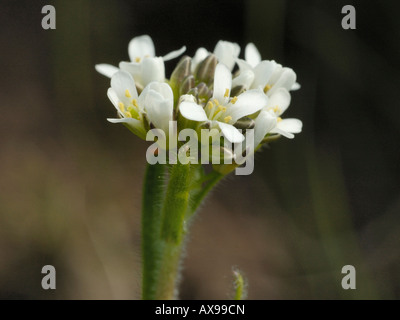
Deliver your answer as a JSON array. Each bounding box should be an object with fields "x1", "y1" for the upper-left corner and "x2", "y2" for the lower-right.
[{"x1": 0, "y1": 0, "x2": 399, "y2": 299}]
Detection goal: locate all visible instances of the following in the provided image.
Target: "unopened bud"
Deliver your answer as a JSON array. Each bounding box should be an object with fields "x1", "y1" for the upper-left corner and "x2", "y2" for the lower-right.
[
  {"x1": 179, "y1": 75, "x2": 195, "y2": 96},
  {"x1": 170, "y1": 56, "x2": 191, "y2": 88},
  {"x1": 196, "y1": 82, "x2": 212, "y2": 101},
  {"x1": 195, "y1": 54, "x2": 217, "y2": 85},
  {"x1": 230, "y1": 85, "x2": 246, "y2": 97},
  {"x1": 233, "y1": 116, "x2": 255, "y2": 130}
]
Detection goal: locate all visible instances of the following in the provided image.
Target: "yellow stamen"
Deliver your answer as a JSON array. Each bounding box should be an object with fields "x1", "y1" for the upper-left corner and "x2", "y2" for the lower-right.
[
  {"x1": 277, "y1": 117, "x2": 282, "y2": 122},
  {"x1": 124, "y1": 111, "x2": 132, "y2": 118},
  {"x1": 207, "y1": 101, "x2": 213, "y2": 110},
  {"x1": 125, "y1": 89, "x2": 131, "y2": 98},
  {"x1": 132, "y1": 99, "x2": 138, "y2": 107},
  {"x1": 263, "y1": 84, "x2": 272, "y2": 93},
  {"x1": 230, "y1": 96, "x2": 238, "y2": 104},
  {"x1": 217, "y1": 105, "x2": 224, "y2": 112},
  {"x1": 118, "y1": 102, "x2": 125, "y2": 112},
  {"x1": 224, "y1": 116, "x2": 232, "y2": 123},
  {"x1": 135, "y1": 57, "x2": 141, "y2": 63},
  {"x1": 224, "y1": 88, "x2": 230, "y2": 98},
  {"x1": 213, "y1": 99, "x2": 220, "y2": 106}
]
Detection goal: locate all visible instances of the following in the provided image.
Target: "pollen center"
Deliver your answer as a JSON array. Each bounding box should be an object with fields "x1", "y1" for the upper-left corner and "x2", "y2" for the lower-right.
[
  {"x1": 125, "y1": 89, "x2": 131, "y2": 98},
  {"x1": 135, "y1": 57, "x2": 141, "y2": 63},
  {"x1": 206, "y1": 99, "x2": 229, "y2": 121}
]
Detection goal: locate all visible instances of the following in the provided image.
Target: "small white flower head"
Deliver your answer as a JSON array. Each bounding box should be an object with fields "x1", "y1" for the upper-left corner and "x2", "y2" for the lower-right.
[
  {"x1": 233, "y1": 43, "x2": 301, "y2": 94},
  {"x1": 96, "y1": 35, "x2": 186, "y2": 89},
  {"x1": 179, "y1": 63, "x2": 268, "y2": 143},
  {"x1": 107, "y1": 70, "x2": 173, "y2": 139},
  {"x1": 258, "y1": 88, "x2": 302, "y2": 139}
]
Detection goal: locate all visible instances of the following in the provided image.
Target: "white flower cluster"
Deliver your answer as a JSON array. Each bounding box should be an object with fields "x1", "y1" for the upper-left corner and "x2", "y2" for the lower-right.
[{"x1": 96, "y1": 35, "x2": 302, "y2": 158}]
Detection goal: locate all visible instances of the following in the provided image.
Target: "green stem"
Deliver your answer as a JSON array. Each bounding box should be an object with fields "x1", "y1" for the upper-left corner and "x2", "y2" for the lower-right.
[
  {"x1": 187, "y1": 170, "x2": 224, "y2": 217},
  {"x1": 143, "y1": 161, "x2": 225, "y2": 299},
  {"x1": 141, "y1": 163, "x2": 166, "y2": 300},
  {"x1": 156, "y1": 162, "x2": 191, "y2": 299}
]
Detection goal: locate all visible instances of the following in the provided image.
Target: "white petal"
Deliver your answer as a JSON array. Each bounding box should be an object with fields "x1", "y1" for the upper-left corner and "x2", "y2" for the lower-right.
[
  {"x1": 214, "y1": 40, "x2": 240, "y2": 71},
  {"x1": 228, "y1": 89, "x2": 268, "y2": 121},
  {"x1": 218, "y1": 122, "x2": 244, "y2": 143},
  {"x1": 110, "y1": 71, "x2": 138, "y2": 106},
  {"x1": 266, "y1": 88, "x2": 291, "y2": 116},
  {"x1": 276, "y1": 118, "x2": 302, "y2": 133},
  {"x1": 268, "y1": 68, "x2": 296, "y2": 96},
  {"x1": 95, "y1": 64, "x2": 119, "y2": 78},
  {"x1": 107, "y1": 117, "x2": 141, "y2": 125},
  {"x1": 179, "y1": 101, "x2": 208, "y2": 121},
  {"x1": 269, "y1": 127, "x2": 294, "y2": 139},
  {"x1": 141, "y1": 57, "x2": 166, "y2": 87},
  {"x1": 245, "y1": 43, "x2": 261, "y2": 67},
  {"x1": 142, "y1": 91, "x2": 170, "y2": 132},
  {"x1": 119, "y1": 61, "x2": 143, "y2": 85},
  {"x1": 252, "y1": 60, "x2": 277, "y2": 90},
  {"x1": 144, "y1": 81, "x2": 174, "y2": 104},
  {"x1": 107, "y1": 88, "x2": 123, "y2": 116},
  {"x1": 232, "y1": 69, "x2": 255, "y2": 90},
  {"x1": 163, "y1": 46, "x2": 186, "y2": 61},
  {"x1": 191, "y1": 47, "x2": 209, "y2": 72},
  {"x1": 236, "y1": 58, "x2": 253, "y2": 72},
  {"x1": 212, "y1": 63, "x2": 232, "y2": 104},
  {"x1": 128, "y1": 35, "x2": 155, "y2": 61},
  {"x1": 254, "y1": 110, "x2": 277, "y2": 146},
  {"x1": 291, "y1": 82, "x2": 301, "y2": 91},
  {"x1": 107, "y1": 117, "x2": 146, "y2": 139},
  {"x1": 140, "y1": 83, "x2": 174, "y2": 131}
]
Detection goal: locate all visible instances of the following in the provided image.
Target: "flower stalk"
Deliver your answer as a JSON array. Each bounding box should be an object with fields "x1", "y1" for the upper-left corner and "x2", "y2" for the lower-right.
[{"x1": 97, "y1": 35, "x2": 303, "y2": 300}]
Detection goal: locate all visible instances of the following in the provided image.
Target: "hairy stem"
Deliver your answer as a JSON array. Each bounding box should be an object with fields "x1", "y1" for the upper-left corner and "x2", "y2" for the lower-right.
[
  {"x1": 156, "y1": 162, "x2": 191, "y2": 299},
  {"x1": 141, "y1": 163, "x2": 166, "y2": 300}
]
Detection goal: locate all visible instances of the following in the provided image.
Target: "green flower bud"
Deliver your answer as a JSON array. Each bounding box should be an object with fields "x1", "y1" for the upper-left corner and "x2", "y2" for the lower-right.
[
  {"x1": 170, "y1": 56, "x2": 191, "y2": 89},
  {"x1": 233, "y1": 116, "x2": 255, "y2": 130},
  {"x1": 230, "y1": 85, "x2": 246, "y2": 97},
  {"x1": 195, "y1": 54, "x2": 217, "y2": 85},
  {"x1": 179, "y1": 75, "x2": 195, "y2": 96}
]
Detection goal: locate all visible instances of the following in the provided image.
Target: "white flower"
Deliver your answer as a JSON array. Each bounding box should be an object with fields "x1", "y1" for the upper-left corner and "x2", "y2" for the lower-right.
[
  {"x1": 214, "y1": 40, "x2": 241, "y2": 71},
  {"x1": 96, "y1": 35, "x2": 186, "y2": 88},
  {"x1": 191, "y1": 40, "x2": 240, "y2": 73},
  {"x1": 257, "y1": 88, "x2": 302, "y2": 139},
  {"x1": 233, "y1": 43, "x2": 300, "y2": 95},
  {"x1": 107, "y1": 70, "x2": 173, "y2": 138},
  {"x1": 179, "y1": 63, "x2": 268, "y2": 143}
]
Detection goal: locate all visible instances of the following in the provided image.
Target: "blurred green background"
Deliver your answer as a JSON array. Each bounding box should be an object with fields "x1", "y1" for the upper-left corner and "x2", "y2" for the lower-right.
[{"x1": 1, "y1": 0, "x2": 399, "y2": 299}]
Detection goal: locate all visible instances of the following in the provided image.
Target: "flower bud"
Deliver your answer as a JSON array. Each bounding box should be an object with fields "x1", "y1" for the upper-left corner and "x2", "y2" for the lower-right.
[
  {"x1": 196, "y1": 82, "x2": 212, "y2": 102},
  {"x1": 179, "y1": 75, "x2": 195, "y2": 96},
  {"x1": 170, "y1": 56, "x2": 191, "y2": 89},
  {"x1": 233, "y1": 116, "x2": 255, "y2": 130},
  {"x1": 195, "y1": 54, "x2": 217, "y2": 85},
  {"x1": 230, "y1": 85, "x2": 246, "y2": 97}
]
